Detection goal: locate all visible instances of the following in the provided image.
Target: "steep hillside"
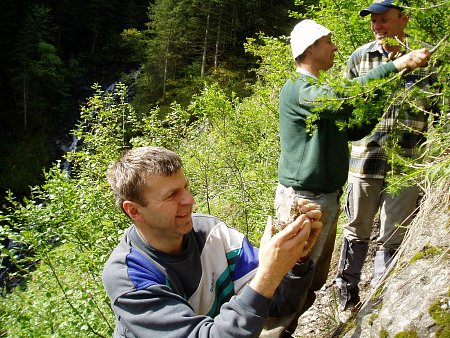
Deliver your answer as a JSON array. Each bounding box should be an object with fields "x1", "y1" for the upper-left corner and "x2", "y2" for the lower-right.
[
  {"x1": 292, "y1": 175, "x2": 449, "y2": 337},
  {"x1": 346, "y1": 176, "x2": 449, "y2": 337}
]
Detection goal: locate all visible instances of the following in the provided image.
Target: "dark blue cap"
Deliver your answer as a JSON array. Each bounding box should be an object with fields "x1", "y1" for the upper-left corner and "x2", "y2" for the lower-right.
[{"x1": 360, "y1": 0, "x2": 408, "y2": 16}]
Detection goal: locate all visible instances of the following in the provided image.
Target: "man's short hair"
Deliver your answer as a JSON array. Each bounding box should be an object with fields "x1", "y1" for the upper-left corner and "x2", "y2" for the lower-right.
[
  {"x1": 107, "y1": 146, "x2": 182, "y2": 213},
  {"x1": 294, "y1": 38, "x2": 322, "y2": 65}
]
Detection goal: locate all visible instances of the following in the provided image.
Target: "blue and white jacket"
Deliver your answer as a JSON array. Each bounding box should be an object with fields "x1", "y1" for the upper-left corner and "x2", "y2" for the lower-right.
[{"x1": 102, "y1": 213, "x2": 313, "y2": 337}]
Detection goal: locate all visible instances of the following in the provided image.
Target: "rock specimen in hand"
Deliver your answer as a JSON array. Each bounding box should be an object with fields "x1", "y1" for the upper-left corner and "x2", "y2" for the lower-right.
[{"x1": 274, "y1": 187, "x2": 301, "y2": 231}]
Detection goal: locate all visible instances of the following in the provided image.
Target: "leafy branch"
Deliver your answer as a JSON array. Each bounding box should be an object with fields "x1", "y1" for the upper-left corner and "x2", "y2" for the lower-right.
[{"x1": 45, "y1": 252, "x2": 109, "y2": 338}]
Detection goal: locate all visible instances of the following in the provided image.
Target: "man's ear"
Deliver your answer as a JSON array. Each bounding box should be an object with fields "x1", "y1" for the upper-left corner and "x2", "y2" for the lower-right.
[
  {"x1": 402, "y1": 13, "x2": 409, "y2": 26},
  {"x1": 123, "y1": 200, "x2": 144, "y2": 223}
]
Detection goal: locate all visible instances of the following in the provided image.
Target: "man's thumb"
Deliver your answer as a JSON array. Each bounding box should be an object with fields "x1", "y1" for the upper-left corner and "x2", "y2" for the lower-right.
[{"x1": 261, "y1": 216, "x2": 274, "y2": 243}]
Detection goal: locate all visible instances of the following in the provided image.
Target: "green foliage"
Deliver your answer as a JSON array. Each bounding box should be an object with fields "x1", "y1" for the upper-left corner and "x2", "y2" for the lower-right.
[
  {"x1": 340, "y1": 315, "x2": 358, "y2": 335},
  {"x1": 291, "y1": 0, "x2": 450, "y2": 192},
  {"x1": 183, "y1": 84, "x2": 279, "y2": 243},
  {"x1": 1, "y1": 1, "x2": 449, "y2": 336},
  {"x1": 245, "y1": 33, "x2": 293, "y2": 89},
  {"x1": 393, "y1": 330, "x2": 419, "y2": 338},
  {"x1": 429, "y1": 297, "x2": 450, "y2": 337},
  {"x1": 380, "y1": 328, "x2": 389, "y2": 338},
  {"x1": 0, "y1": 84, "x2": 135, "y2": 336},
  {"x1": 120, "y1": 28, "x2": 148, "y2": 64},
  {"x1": 369, "y1": 312, "x2": 378, "y2": 326},
  {"x1": 372, "y1": 286, "x2": 385, "y2": 302},
  {"x1": 0, "y1": 245, "x2": 113, "y2": 337},
  {"x1": 0, "y1": 134, "x2": 49, "y2": 197},
  {"x1": 410, "y1": 245, "x2": 443, "y2": 264},
  {"x1": 11, "y1": 4, "x2": 70, "y2": 131},
  {"x1": 1, "y1": 0, "x2": 151, "y2": 198},
  {"x1": 128, "y1": 0, "x2": 299, "y2": 112}
]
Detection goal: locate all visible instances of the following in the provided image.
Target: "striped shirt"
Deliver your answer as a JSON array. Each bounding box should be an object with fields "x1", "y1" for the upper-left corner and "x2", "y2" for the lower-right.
[
  {"x1": 102, "y1": 213, "x2": 313, "y2": 337},
  {"x1": 347, "y1": 39, "x2": 436, "y2": 178}
]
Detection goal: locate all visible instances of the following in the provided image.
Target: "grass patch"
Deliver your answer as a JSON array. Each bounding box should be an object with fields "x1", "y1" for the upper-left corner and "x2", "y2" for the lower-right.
[
  {"x1": 429, "y1": 297, "x2": 450, "y2": 337},
  {"x1": 410, "y1": 245, "x2": 443, "y2": 264},
  {"x1": 380, "y1": 328, "x2": 389, "y2": 338},
  {"x1": 371, "y1": 286, "x2": 384, "y2": 302},
  {"x1": 393, "y1": 330, "x2": 419, "y2": 337}
]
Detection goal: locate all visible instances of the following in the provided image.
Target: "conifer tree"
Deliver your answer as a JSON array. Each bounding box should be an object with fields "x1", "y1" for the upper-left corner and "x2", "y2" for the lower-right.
[{"x1": 11, "y1": 4, "x2": 69, "y2": 132}]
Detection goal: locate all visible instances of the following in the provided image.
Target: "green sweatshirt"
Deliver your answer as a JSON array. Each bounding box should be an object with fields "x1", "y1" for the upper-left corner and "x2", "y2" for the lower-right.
[{"x1": 278, "y1": 61, "x2": 397, "y2": 193}]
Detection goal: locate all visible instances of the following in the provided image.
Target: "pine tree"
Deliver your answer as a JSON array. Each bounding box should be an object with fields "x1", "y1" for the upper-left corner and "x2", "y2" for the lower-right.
[{"x1": 11, "y1": 4, "x2": 69, "y2": 132}]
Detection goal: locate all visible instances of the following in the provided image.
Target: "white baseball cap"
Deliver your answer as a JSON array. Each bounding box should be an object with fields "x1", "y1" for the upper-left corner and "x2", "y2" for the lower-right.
[{"x1": 290, "y1": 20, "x2": 332, "y2": 59}]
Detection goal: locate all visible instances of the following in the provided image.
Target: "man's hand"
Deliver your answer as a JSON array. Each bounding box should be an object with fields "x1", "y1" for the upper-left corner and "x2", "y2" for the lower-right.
[
  {"x1": 249, "y1": 207, "x2": 323, "y2": 299},
  {"x1": 393, "y1": 48, "x2": 431, "y2": 73},
  {"x1": 295, "y1": 199, "x2": 322, "y2": 256}
]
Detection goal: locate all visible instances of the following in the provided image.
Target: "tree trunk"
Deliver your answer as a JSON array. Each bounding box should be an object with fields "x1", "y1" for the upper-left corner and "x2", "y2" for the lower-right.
[
  {"x1": 91, "y1": 22, "x2": 98, "y2": 55},
  {"x1": 162, "y1": 37, "x2": 170, "y2": 100},
  {"x1": 214, "y1": 7, "x2": 222, "y2": 69},
  {"x1": 23, "y1": 65, "x2": 28, "y2": 131},
  {"x1": 201, "y1": 0, "x2": 211, "y2": 78}
]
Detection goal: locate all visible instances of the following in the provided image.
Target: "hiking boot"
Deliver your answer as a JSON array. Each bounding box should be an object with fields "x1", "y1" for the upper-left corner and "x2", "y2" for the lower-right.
[{"x1": 338, "y1": 286, "x2": 360, "y2": 311}]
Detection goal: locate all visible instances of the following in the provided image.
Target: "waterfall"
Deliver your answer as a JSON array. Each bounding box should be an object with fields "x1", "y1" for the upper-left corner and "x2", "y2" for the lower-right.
[{"x1": 59, "y1": 68, "x2": 141, "y2": 174}]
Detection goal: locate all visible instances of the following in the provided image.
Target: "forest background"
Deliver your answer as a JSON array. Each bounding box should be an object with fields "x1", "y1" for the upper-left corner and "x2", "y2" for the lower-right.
[{"x1": 0, "y1": 0, "x2": 448, "y2": 336}]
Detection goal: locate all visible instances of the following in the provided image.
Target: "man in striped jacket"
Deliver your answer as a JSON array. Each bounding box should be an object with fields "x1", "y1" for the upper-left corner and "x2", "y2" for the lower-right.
[{"x1": 102, "y1": 146, "x2": 323, "y2": 337}]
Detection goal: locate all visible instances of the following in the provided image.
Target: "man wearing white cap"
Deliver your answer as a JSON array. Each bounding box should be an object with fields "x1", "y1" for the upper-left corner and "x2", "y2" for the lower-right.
[
  {"x1": 335, "y1": 0, "x2": 438, "y2": 312},
  {"x1": 264, "y1": 19, "x2": 431, "y2": 337}
]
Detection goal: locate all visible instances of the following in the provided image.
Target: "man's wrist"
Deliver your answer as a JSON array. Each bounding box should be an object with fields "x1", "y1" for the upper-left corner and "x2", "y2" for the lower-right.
[{"x1": 249, "y1": 270, "x2": 279, "y2": 299}]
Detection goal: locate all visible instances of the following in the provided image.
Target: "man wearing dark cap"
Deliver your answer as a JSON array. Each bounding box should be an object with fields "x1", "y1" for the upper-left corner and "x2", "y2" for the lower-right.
[{"x1": 335, "y1": 0, "x2": 437, "y2": 311}]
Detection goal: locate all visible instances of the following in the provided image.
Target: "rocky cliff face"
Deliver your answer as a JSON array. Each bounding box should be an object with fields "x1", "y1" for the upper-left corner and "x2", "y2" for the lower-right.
[
  {"x1": 292, "y1": 177, "x2": 449, "y2": 337},
  {"x1": 344, "y1": 178, "x2": 449, "y2": 337}
]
